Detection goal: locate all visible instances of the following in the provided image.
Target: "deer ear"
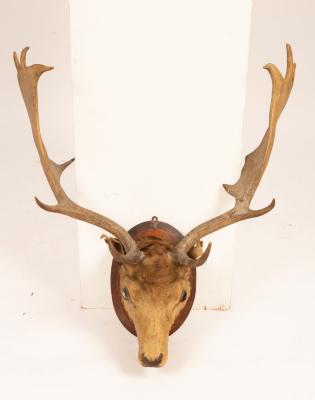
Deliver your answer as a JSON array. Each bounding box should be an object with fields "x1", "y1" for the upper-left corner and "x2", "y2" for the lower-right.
[
  {"x1": 187, "y1": 241, "x2": 204, "y2": 260},
  {"x1": 101, "y1": 235, "x2": 124, "y2": 253},
  {"x1": 111, "y1": 237, "x2": 125, "y2": 254}
]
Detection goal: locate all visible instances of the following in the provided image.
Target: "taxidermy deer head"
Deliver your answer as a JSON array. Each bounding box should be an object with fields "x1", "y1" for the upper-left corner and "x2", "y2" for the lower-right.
[{"x1": 14, "y1": 45, "x2": 295, "y2": 367}]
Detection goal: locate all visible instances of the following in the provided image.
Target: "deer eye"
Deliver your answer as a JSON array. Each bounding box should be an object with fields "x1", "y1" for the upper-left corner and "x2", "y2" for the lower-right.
[
  {"x1": 122, "y1": 287, "x2": 130, "y2": 301},
  {"x1": 180, "y1": 290, "x2": 187, "y2": 302}
]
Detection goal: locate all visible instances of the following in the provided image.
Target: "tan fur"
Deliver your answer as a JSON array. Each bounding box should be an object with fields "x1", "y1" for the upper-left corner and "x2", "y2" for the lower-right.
[{"x1": 119, "y1": 241, "x2": 191, "y2": 367}]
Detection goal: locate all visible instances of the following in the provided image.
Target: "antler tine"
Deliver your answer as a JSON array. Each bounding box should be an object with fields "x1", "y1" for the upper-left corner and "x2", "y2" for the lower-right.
[
  {"x1": 172, "y1": 44, "x2": 296, "y2": 268},
  {"x1": 14, "y1": 47, "x2": 143, "y2": 264}
]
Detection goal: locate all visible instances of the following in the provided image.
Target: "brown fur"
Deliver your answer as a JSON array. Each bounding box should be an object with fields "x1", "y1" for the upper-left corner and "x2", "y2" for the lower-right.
[{"x1": 119, "y1": 241, "x2": 191, "y2": 367}]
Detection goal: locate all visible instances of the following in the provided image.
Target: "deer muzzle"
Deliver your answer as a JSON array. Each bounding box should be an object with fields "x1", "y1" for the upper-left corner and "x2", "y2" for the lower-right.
[{"x1": 136, "y1": 318, "x2": 170, "y2": 367}]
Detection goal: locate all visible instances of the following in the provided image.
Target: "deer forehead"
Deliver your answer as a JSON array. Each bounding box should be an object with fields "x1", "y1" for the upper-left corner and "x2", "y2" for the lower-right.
[
  {"x1": 120, "y1": 266, "x2": 189, "y2": 299},
  {"x1": 121, "y1": 241, "x2": 189, "y2": 283}
]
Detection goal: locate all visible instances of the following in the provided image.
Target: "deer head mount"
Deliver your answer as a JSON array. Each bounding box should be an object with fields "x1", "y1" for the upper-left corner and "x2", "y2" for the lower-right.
[{"x1": 14, "y1": 45, "x2": 295, "y2": 367}]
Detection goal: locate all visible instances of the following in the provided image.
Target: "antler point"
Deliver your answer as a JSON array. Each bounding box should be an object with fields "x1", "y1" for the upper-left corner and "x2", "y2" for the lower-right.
[{"x1": 263, "y1": 63, "x2": 272, "y2": 70}]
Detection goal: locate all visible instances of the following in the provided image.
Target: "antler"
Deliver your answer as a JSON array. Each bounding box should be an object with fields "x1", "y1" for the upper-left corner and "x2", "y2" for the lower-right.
[
  {"x1": 172, "y1": 44, "x2": 296, "y2": 267},
  {"x1": 14, "y1": 47, "x2": 144, "y2": 264}
]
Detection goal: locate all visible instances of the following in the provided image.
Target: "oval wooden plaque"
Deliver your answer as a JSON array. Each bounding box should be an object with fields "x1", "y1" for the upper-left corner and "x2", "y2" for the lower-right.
[{"x1": 111, "y1": 219, "x2": 196, "y2": 336}]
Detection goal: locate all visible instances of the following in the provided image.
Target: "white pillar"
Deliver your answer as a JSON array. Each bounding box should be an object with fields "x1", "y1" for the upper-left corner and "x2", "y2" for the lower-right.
[{"x1": 69, "y1": 0, "x2": 252, "y2": 309}]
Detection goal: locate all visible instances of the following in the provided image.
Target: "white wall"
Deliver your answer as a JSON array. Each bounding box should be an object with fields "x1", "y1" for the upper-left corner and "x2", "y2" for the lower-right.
[
  {"x1": 235, "y1": 0, "x2": 315, "y2": 308},
  {"x1": 0, "y1": 0, "x2": 79, "y2": 305},
  {"x1": 0, "y1": 1, "x2": 315, "y2": 399},
  {"x1": 69, "y1": 0, "x2": 252, "y2": 310}
]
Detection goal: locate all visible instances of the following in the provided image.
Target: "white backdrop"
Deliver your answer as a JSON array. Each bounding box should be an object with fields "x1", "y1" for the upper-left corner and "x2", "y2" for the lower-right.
[
  {"x1": 1, "y1": 0, "x2": 315, "y2": 399},
  {"x1": 69, "y1": 0, "x2": 252, "y2": 309}
]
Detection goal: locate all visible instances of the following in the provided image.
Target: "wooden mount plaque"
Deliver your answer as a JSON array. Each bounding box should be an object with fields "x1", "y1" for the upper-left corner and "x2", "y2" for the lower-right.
[{"x1": 111, "y1": 218, "x2": 196, "y2": 336}]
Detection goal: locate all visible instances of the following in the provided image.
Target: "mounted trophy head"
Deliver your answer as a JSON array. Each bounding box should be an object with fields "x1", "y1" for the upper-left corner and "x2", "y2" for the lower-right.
[{"x1": 14, "y1": 45, "x2": 295, "y2": 367}]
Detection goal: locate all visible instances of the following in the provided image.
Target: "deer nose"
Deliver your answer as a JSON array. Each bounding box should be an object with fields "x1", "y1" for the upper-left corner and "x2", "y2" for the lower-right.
[{"x1": 140, "y1": 353, "x2": 163, "y2": 367}]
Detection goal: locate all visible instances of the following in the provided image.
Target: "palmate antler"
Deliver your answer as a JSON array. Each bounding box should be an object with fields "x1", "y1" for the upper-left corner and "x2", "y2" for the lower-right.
[
  {"x1": 15, "y1": 45, "x2": 295, "y2": 270},
  {"x1": 14, "y1": 47, "x2": 144, "y2": 264},
  {"x1": 172, "y1": 44, "x2": 296, "y2": 267}
]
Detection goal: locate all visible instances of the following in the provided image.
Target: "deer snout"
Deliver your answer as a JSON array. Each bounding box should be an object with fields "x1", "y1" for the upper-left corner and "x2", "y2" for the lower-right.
[
  {"x1": 134, "y1": 311, "x2": 171, "y2": 367},
  {"x1": 138, "y1": 337, "x2": 168, "y2": 367},
  {"x1": 140, "y1": 352, "x2": 164, "y2": 367}
]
